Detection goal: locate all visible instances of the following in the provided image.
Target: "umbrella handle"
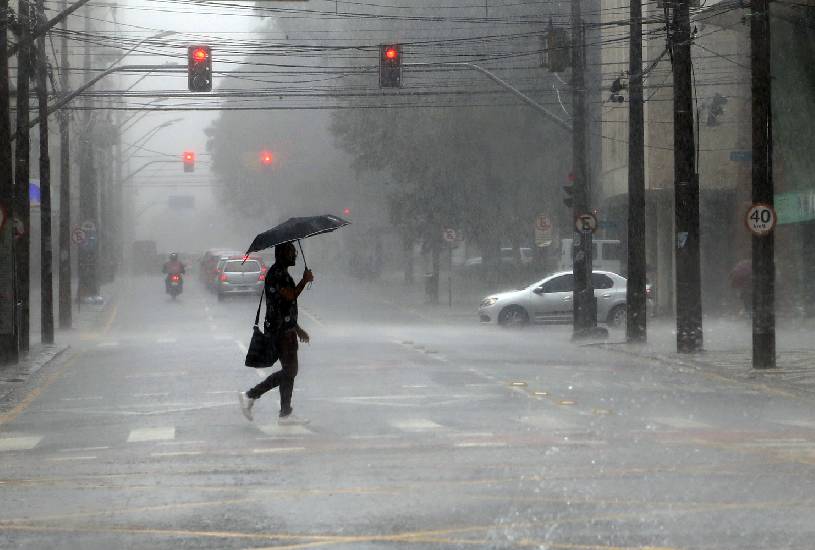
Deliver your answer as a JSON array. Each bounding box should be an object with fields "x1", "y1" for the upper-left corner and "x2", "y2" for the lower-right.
[{"x1": 297, "y1": 240, "x2": 313, "y2": 289}]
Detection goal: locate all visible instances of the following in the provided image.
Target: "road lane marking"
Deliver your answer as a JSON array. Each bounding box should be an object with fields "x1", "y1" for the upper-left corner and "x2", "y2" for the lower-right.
[
  {"x1": 299, "y1": 307, "x2": 324, "y2": 328},
  {"x1": 45, "y1": 455, "x2": 96, "y2": 462},
  {"x1": 454, "y1": 442, "x2": 508, "y2": 448},
  {"x1": 59, "y1": 396, "x2": 103, "y2": 401},
  {"x1": 127, "y1": 427, "x2": 175, "y2": 443},
  {"x1": 652, "y1": 417, "x2": 711, "y2": 430},
  {"x1": 132, "y1": 392, "x2": 170, "y2": 398},
  {"x1": 150, "y1": 451, "x2": 202, "y2": 457},
  {"x1": 392, "y1": 419, "x2": 443, "y2": 432},
  {"x1": 0, "y1": 436, "x2": 42, "y2": 451},
  {"x1": 252, "y1": 447, "x2": 306, "y2": 454},
  {"x1": 59, "y1": 446, "x2": 109, "y2": 452},
  {"x1": 257, "y1": 424, "x2": 313, "y2": 436}
]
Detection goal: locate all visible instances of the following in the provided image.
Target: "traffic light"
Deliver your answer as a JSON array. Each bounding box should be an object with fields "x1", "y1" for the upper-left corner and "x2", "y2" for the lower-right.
[
  {"x1": 563, "y1": 172, "x2": 575, "y2": 208},
  {"x1": 259, "y1": 150, "x2": 274, "y2": 167},
  {"x1": 379, "y1": 44, "x2": 401, "y2": 88},
  {"x1": 546, "y1": 29, "x2": 570, "y2": 73},
  {"x1": 188, "y1": 45, "x2": 212, "y2": 92},
  {"x1": 342, "y1": 207, "x2": 351, "y2": 216},
  {"x1": 183, "y1": 151, "x2": 195, "y2": 172}
]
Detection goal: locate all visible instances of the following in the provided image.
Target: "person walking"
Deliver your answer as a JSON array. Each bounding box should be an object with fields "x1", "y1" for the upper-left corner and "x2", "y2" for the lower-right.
[{"x1": 239, "y1": 242, "x2": 313, "y2": 424}]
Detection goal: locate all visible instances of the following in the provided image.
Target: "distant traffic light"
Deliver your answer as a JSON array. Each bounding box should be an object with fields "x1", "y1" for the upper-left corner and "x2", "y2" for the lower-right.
[
  {"x1": 187, "y1": 45, "x2": 212, "y2": 92},
  {"x1": 183, "y1": 151, "x2": 195, "y2": 172},
  {"x1": 546, "y1": 29, "x2": 570, "y2": 73},
  {"x1": 260, "y1": 150, "x2": 274, "y2": 166},
  {"x1": 379, "y1": 44, "x2": 401, "y2": 88},
  {"x1": 563, "y1": 172, "x2": 575, "y2": 208}
]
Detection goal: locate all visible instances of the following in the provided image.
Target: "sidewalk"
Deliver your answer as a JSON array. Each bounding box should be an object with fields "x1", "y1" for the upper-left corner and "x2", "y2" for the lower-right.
[
  {"x1": 600, "y1": 317, "x2": 815, "y2": 399},
  {"x1": 0, "y1": 282, "x2": 117, "y2": 404}
]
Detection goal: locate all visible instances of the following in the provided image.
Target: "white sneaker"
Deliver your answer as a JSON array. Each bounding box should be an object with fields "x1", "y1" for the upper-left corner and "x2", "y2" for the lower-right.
[
  {"x1": 278, "y1": 413, "x2": 309, "y2": 426},
  {"x1": 238, "y1": 391, "x2": 254, "y2": 421}
]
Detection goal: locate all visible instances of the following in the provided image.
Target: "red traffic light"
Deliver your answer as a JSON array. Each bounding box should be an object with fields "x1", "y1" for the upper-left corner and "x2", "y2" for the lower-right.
[
  {"x1": 342, "y1": 208, "x2": 351, "y2": 216},
  {"x1": 183, "y1": 151, "x2": 195, "y2": 163},
  {"x1": 260, "y1": 150, "x2": 274, "y2": 165},
  {"x1": 385, "y1": 47, "x2": 398, "y2": 60},
  {"x1": 192, "y1": 47, "x2": 208, "y2": 63}
]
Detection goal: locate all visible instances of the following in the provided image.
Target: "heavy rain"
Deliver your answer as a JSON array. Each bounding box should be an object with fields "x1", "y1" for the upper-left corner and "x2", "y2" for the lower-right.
[{"x1": 1, "y1": 0, "x2": 815, "y2": 548}]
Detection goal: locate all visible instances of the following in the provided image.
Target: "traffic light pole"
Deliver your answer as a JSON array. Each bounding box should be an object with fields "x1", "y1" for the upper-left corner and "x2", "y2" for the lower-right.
[
  {"x1": 750, "y1": 0, "x2": 775, "y2": 369},
  {"x1": 671, "y1": 0, "x2": 703, "y2": 353},
  {"x1": 570, "y1": 0, "x2": 597, "y2": 338},
  {"x1": 626, "y1": 0, "x2": 647, "y2": 343}
]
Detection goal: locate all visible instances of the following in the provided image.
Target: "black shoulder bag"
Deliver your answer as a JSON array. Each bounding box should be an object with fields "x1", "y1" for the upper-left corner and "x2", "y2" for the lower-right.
[{"x1": 244, "y1": 289, "x2": 279, "y2": 368}]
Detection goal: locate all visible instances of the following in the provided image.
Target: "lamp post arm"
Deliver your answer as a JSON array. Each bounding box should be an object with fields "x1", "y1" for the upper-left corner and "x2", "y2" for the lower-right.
[
  {"x1": 404, "y1": 61, "x2": 572, "y2": 132},
  {"x1": 25, "y1": 63, "x2": 184, "y2": 131},
  {"x1": 121, "y1": 159, "x2": 177, "y2": 185}
]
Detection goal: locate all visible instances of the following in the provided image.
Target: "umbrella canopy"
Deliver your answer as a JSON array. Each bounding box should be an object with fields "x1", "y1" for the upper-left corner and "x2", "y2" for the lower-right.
[{"x1": 245, "y1": 214, "x2": 350, "y2": 259}]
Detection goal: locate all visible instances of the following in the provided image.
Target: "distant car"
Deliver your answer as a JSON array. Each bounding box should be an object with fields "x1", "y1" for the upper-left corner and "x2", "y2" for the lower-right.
[
  {"x1": 463, "y1": 247, "x2": 534, "y2": 269},
  {"x1": 200, "y1": 248, "x2": 240, "y2": 286},
  {"x1": 215, "y1": 256, "x2": 266, "y2": 301},
  {"x1": 478, "y1": 270, "x2": 650, "y2": 328}
]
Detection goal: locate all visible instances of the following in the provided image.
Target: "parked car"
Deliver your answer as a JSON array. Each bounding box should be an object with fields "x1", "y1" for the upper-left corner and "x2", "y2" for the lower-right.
[
  {"x1": 478, "y1": 270, "x2": 651, "y2": 328},
  {"x1": 215, "y1": 256, "x2": 266, "y2": 301}
]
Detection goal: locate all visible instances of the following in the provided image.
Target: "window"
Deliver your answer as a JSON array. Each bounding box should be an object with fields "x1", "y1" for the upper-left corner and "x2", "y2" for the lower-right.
[
  {"x1": 543, "y1": 274, "x2": 574, "y2": 293},
  {"x1": 224, "y1": 260, "x2": 261, "y2": 273},
  {"x1": 591, "y1": 273, "x2": 615, "y2": 289}
]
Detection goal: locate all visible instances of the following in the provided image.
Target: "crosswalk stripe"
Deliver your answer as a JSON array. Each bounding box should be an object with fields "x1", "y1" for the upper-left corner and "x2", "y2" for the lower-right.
[
  {"x1": 392, "y1": 419, "x2": 443, "y2": 432},
  {"x1": 0, "y1": 436, "x2": 42, "y2": 452},
  {"x1": 256, "y1": 424, "x2": 313, "y2": 436},
  {"x1": 652, "y1": 417, "x2": 711, "y2": 430},
  {"x1": 127, "y1": 427, "x2": 176, "y2": 443}
]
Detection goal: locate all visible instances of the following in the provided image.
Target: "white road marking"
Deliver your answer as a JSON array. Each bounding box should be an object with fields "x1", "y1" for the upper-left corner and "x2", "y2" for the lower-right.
[
  {"x1": 60, "y1": 396, "x2": 103, "y2": 402},
  {"x1": 158, "y1": 440, "x2": 207, "y2": 446},
  {"x1": 402, "y1": 385, "x2": 428, "y2": 389},
  {"x1": 156, "y1": 338, "x2": 177, "y2": 344},
  {"x1": 127, "y1": 427, "x2": 176, "y2": 443},
  {"x1": 450, "y1": 432, "x2": 494, "y2": 438},
  {"x1": 455, "y1": 442, "x2": 508, "y2": 448},
  {"x1": 235, "y1": 340, "x2": 247, "y2": 354},
  {"x1": 205, "y1": 390, "x2": 235, "y2": 395},
  {"x1": 150, "y1": 451, "x2": 202, "y2": 457},
  {"x1": 256, "y1": 424, "x2": 313, "y2": 436},
  {"x1": 0, "y1": 436, "x2": 42, "y2": 452},
  {"x1": 252, "y1": 447, "x2": 306, "y2": 454},
  {"x1": 125, "y1": 372, "x2": 188, "y2": 379},
  {"x1": 652, "y1": 417, "x2": 711, "y2": 430},
  {"x1": 46, "y1": 456, "x2": 97, "y2": 462},
  {"x1": 519, "y1": 415, "x2": 579, "y2": 430},
  {"x1": 776, "y1": 420, "x2": 815, "y2": 429},
  {"x1": 392, "y1": 419, "x2": 443, "y2": 432},
  {"x1": 59, "y1": 446, "x2": 109, "y2": 453},
  {"x1": 132, "y1": 392, "x2": 170, "y2": 398}
]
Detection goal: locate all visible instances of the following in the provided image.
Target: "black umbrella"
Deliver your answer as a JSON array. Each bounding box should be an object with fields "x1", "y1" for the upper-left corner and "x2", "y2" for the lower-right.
[{"x1": 244, "y1": 214, "x2": 350, "y2": 269}]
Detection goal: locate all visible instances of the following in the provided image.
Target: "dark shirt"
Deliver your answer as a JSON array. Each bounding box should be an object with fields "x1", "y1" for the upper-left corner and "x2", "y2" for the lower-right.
[{"x1": 264, "y1": 263, "x2": 297, "y2": 332}]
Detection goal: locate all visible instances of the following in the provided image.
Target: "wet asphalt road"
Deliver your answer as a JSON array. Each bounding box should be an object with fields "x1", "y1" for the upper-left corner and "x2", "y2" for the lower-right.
[{"x1": 1, "y1": 273, "x2": 815, "y2": 549}]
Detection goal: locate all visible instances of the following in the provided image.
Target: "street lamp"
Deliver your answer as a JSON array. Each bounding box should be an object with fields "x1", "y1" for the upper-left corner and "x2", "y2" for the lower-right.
[{"x1": 122, "y1": 118, "x2": 183, "y2": 159}]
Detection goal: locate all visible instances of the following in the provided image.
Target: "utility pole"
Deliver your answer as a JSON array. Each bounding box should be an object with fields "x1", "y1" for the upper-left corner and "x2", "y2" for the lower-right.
[
  {"x1": 570, "y1": 0, "x2": 596, "y2": 338},
  {"x1": 35, "y1": 0, "x2": 53, "y2": 344},
  {"x1": 0, "y1": 0, "x2": 19, "y2": 363},
  {"x1": 626, "y1": 0, "x2": 647, "y2": 342},
  {"x1": 58, "y1": 0, "x2": 71, "y2": 329},
  {"x1": 751, "y1": 0, "x2": 775, "y2": 368},
  {"x1": 77, "y1": 12, "x2": 98, "y2": 302},
  {"x1": 670, "y1": 0, "x2": 703, "y2": 353},
  {"x1": 14, "y1": 0, "x2": 32, "y2": 353}
]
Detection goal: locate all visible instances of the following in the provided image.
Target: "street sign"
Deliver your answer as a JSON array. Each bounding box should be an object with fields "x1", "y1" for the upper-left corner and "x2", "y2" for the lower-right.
[
  {"x1": 534, "y1": 213, "x2": 553, "y2": 247},
  {"x1": 71, "y1": 227, "x2": 87, "y2": 245},
  {"x1": 575, "y1": 213, "x2": 597, "y2": 234},
  {"x1": 745, "y1": 203, "x2": 776, "y2": 236},
  {"x1": 442, "y1": 228, "x2": 458, "y2": 243},
  {"x1": 80, "y1": 220, "x2": 96, "y2": 233}
]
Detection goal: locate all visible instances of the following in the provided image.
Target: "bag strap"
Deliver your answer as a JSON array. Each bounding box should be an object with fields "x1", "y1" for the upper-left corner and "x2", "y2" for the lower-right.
[{"x1": 254, "y1": 287, "x2": 264, "y2": 327}]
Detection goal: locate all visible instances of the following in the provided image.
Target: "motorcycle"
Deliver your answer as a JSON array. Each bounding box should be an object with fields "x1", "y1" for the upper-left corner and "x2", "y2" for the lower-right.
[{"x1": 166, "y1": 273, "x2": 183, "y2": 299}]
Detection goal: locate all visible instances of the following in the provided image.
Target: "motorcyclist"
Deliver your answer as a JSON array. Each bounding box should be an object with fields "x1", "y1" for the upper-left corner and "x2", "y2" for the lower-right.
[{"x1": 162, "y1": 252, "x2": 186, "y2": 293}]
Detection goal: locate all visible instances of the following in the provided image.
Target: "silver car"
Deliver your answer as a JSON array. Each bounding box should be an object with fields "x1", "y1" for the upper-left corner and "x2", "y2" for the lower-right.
[
  {"x1": 478, "y1": 270, "x2": 635, "y2": 327},
  {"x1": 216, "y1": 258, "x2": 265, "y2": 301}
]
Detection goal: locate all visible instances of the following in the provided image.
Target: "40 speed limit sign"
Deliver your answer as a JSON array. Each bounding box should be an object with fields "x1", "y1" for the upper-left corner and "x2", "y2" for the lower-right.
[{"x1": 745, "y1": 203, "x2": 777, "y2": 237}]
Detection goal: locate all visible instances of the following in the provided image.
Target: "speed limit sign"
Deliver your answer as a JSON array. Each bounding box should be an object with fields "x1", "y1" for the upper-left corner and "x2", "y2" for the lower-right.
[{"x1": 745, "y1": 203, "x2": 777, "y2": 237}]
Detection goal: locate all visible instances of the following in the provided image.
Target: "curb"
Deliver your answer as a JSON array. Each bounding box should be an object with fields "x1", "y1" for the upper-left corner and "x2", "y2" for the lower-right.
[{"x1": 0, "y1": 344, "x2": 70, "y2": 404}]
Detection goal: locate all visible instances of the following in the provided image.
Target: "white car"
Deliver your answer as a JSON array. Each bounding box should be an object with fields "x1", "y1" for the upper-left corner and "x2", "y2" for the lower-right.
[{"x1": 478, "y1": 270, "x2": 645, "y2": 328}]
